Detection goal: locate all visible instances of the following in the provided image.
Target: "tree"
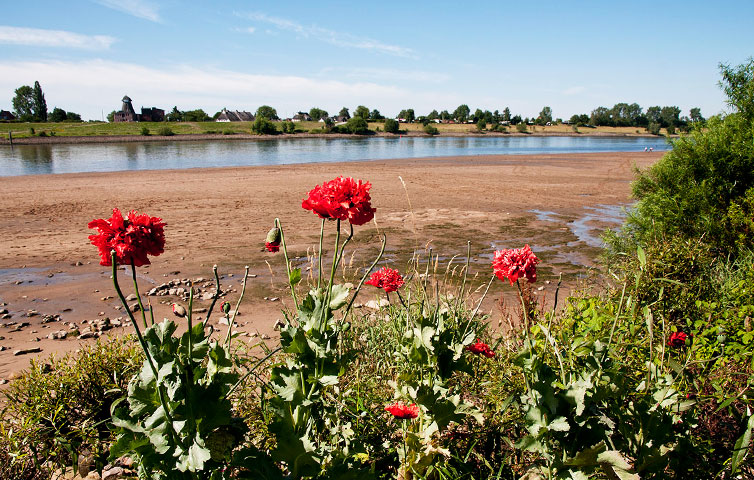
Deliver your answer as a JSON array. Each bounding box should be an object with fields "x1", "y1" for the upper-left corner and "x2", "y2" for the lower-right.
[
  {"x1": 537, "y1": 106, "x2": 552, "y2": 125},
  {"x1": 309, "y1": 107, "x2": 328, "y2": 121},
  {"x1": 167, "y1": 106, "x2": 182, "y2": 122},
  {"x1": 502, "y1": 107, "x2": 511, "y2": 122},
  {"x1": 256, "y1": 105, "x2": 278, "y2": 120},
  {"x1": 397, "y1": 109, "x2": 415, "y2": 122},
  {"x1": 369, "y1": 109, "x2": 384, "y2": 121},
  {"x1": 473, "y1": 108, "x2": 484, "y2": 123},
  {"x1": 182, "y1": 109, "x2": 210, "y2": 122},
  {"x1": 338, "y1": 107, "x2": 350, "y2": 120},
  {"x1": 427, "y1": 110, "x2": 439, "y2": 121},
  {"x1": 346, "y1": 116, "x2": 369, "y2": 134},
  {"x1": 511, "y1": 115, "x2": 522, "y2": 125},
  {"x1": 476, "y1": 120, "x2": 487, "y2": 131},
  {"x1": 49, "y1": 107, "x2": 67, "y2": 122},
  {"x1": 453, "y1": 104, "x2": 470, "y2": 123},
  {"x1": 590, "y1": 106, "x2": 612, "y2": 126},
  {"x1": 384, "y1": 118, "x2": 399, "y2": 134},
  {"x1": 440, "y1": 110, "x2": 451, "y2": 121},
  {"x1": 660, "y1": 106, "x2": 681, "y2": 127},
  {"x1": 646, "y1": 106, "x2": 662, "y2": 124},
  {"x1": 66, "y1": 111, "x2": 82, "y2": 121},
  {"x1": 12, "y1": 85, "x2": 34, "y2": 121},
  {"x1": 689, "y1": 107, "x2": 705, "y2": 124},
  {"x1": 251, "y1": 116, "x2": 278, "y2": 135},
  {"x1": 354, "y1": 105, "x2": 370, "y2": 120},
  {"x1": 32, "y1": 81, "x2": 47, "y2": 121},
  {"x1": 107, "y1": 110, "x2": 116, "y2": 123}
]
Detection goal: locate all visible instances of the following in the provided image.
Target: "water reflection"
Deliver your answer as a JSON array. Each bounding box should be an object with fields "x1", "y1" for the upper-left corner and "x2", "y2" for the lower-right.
[{"x1": 0, "y1": 136, "x2": 670, "y2": 177}]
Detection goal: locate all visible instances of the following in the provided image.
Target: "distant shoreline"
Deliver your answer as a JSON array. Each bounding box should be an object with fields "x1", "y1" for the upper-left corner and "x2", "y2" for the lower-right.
[{"x1": 0, "y1": 130, "x2": 667, "y2": 146}]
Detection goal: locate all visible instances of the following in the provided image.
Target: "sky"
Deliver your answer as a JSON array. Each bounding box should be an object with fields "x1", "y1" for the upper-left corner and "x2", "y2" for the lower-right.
[{"x1": 1, "y1": 1, "x2": 752, "y2": 121}]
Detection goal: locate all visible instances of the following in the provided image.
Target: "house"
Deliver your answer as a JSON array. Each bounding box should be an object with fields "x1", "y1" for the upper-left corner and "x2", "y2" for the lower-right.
[
  {"x1": 140, "y1": 107, "x2": 165, "y2": 122},
  {"x1": 0, "y1": 110, "x2": 15, "y2": 121},
  {"x1": 113, "y1": 96, "x2": 138, "y2": 122},
  {"x1": 291, "y1": 112, "x2": 312, "y2": 122},
  {"x1": 215, "y1": 108, "x2": 255, "y2": 122}
]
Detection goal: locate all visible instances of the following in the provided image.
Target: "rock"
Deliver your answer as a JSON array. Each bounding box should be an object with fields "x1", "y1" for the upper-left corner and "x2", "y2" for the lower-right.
[
  {"x1": 110, "y1": 318, "x2": 122, "y2": 327},
  {"x1": 218, "y1": 318, "x2": 230, "y2": 326},
  {"x1": 273, "y1": 319, "x2": 286, "y2": 331},
  {"x1": 75, "y1": 261, "x2": 83, "y2": 266},
  {"x1": 268, "y1": 297, "x2": 280, "y2": 302},
  {"x1": 0, "y1": 308, "x2": 7, "y2": 315},
  {"x1": 364, "y1": 299, "x2": 390, "y2": 309},
  {"x1": 26, "y1": 310, "x2": 39, "y2": 317},
  {"x1": 192, "y1": 307, "x2": 207, "y2": 313},
  {"x1": 78, "y1": 452, "x2": 95, "y2": 477},
  {"x1": 1, "y1": 313, "x2": 12, "y2": 319},
  {"x1": 102, "y1": 466, "x2": 124, "y2": 480},
  {"x1": 126, "y1": 294, "x2": 138, "y2": 301},
  {"x1": 48, "y1": 330, "x2": 68, "y2": 340},
  {"x1": 260, "y1": 333, "x2": 271, "y2": 340},
  {"x1": 14, "y1": 347, "x2": 42, "y2": 356},
  {"x1": 41, "y1": 314, "x2": 60, "y2": 324},
  {"x1": 0, "y1": 379, "x2": 7, "y2": 385},
  {"x1": 200, "y1": 292, "x2": 215, "y2": 301},
  {"x1": 129, "y1": 303, "x2": 141, "y2": 312},
  {"x1": 61, "y1": 307, "x2": 72, "y2": 312},
  {"x1": 0, "y1": 346, "x2": 6, "y2": 351}
]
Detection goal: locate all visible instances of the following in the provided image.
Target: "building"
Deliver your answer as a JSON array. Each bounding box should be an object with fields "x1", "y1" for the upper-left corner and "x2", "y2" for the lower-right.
[
  {"x1": 291, "y1": 112, "x2": 312, "y2": 122},
  {"x1": 113, "y1": 96, "x2": 164, "y2": 122},
  {"x1": 0, "y1": 110, "x2": 16, "y2": 121},
  {"x1": 215, "y1": 108, "x2": 255, "y2": 122}
]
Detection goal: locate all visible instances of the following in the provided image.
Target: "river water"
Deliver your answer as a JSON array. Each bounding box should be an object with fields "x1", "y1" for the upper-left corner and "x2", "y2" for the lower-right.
[{"x1": 0, "y1": 136, "x2": 669, "y2": 176}]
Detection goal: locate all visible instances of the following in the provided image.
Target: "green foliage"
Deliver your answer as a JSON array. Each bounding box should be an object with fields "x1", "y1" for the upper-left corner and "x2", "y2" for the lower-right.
[
  {"x1": 354, "y1": 105, "x2": 370, "y2": 120},
  {"x1": 516, "y1": 123, "x2": 528, "y2": 133},
  {"x1": 181, "y1": 109, "x2": 210, "y2": 122},
  {"x1": 647, "y1": 122, "x2": 661, "y2": 135},
  {"x1": 346, "y1": 116, "x2": 369, "y2": 135},
  {"x1": 255, "y1": 105, "x2": 278, "y2": 120},
  {"x1": 423, "y1": 124, "x2": 439, "y2": 135},
  {"x1": 32, "y1": 81, "x2": 47, "y2": 122},
  {"x1": 12, "y1": 85, "x2": 34, "y2": 121},
  {"x1": 308, "y1": 107, "x2": 328, "y2": 121},
  {"x1": 453, "y1": 104, "x2": 470, "y2": 123},
  {"x1": 384, "y1": 118, "x2": 399, "y2": 134},
  {"x1": 281, "y1": 121, "x2": 296, "y2": 134},
  {"x1": 476, "y1": 120, "x2": 486, "y2": 131},
  {"x1": 49, "y1": 107, "x2": 68, "y2": 122},
  {"x1": 1, "y1": 336, "x2": 141, "y2": 478},
  {"x1": 157, "y1": 126, "x2": 175, "y2": 136},
  {"x1": 251, "y1": 117, "x2": 278, "y2": 135},
  {"x1": 140, "y1": 126, "x2": 150, "y2": 136}
]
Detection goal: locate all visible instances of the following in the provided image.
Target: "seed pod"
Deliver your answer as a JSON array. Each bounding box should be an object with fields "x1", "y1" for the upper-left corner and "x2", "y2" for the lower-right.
[
  {"x1": 266, "y1": 227, "x2": 281, "y2": 245},
  {"x1": 221, "y1": 301, "x2": 231, "y2": 314},
  {"x1": 172, "y1": 303, "x2": 187, "y2": 318},
  {"x1": 341, "y1": 321, "x2": 351, "y2": 332}
]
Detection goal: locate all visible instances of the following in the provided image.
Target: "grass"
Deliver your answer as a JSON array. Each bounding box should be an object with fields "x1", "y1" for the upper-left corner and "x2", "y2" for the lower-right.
[{"x1": 0, "y1": 120, "x2": 672, "y2": 140}]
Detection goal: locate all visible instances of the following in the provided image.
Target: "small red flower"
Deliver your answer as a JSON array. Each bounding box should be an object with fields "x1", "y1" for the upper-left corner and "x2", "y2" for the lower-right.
[
  {"x1": 88, "y1": 208, "x2": 166, "y2": 267},
  {"x1": 385, "y1": 401, "x2": 419, "y2": 419},
  {"x1": 265, "y1": 242, "x2": 280, "y2": 252},
  {"x1": 365, "y1": 267, "x2": 404, "y2": 293},
  {"x1": 492, "y1": 244, "x2": 539, "y2": 286},
  {"x1": 466, "y1": 339, "x2": 495, "y2": 358},
  {"x1": 668, "y1": 331, "x2": 691, "y2": 348},
  {"x1": 301, "y1": 176, "x2": 376, "y2": 225},
  {"x1": 265, "y1": 227, "x2": 281, "y2": 252}
]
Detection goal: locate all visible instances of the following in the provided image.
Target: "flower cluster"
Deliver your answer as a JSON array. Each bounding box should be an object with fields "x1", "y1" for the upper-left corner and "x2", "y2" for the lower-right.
[
  {"x1": 492, "y1": 244, "x2": 539, "y2": 286},
  {"x1": 668, "y1": 331, "x2": 692, "y2": 348},
  {"x1": 301, "y1": 176, "x2": 376, "y2": 226},
  {"x1": 88, "y1": 208, "x2": 166, "y2": 267},
  {"x1": 384, "y1": 401, "x2": 419, "y2": 419},
  {"x1": 365, "y1": 267, "x2": 404, "y2": 293},
  {"x1": 466, "y1": 340, "x2": 495, "y2": 358}
]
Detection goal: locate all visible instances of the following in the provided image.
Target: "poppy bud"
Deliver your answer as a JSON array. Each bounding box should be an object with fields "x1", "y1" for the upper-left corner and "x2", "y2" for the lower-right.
[
  {"x1": 221, "y1": 301, "x2": 231, "y2": 314},
  {"x1": 172, "y1": 303, "x2": 187, "y2": 318},
  {"x1": 266, "y1": 227, "x2": 281, "y2": 244},
  {"x1": 342, "y1": 321, "x2": 351, "y2": 332}
]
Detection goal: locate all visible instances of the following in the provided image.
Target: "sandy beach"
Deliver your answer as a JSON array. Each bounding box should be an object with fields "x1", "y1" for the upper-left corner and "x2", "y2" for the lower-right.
[{"x1": 0, "y1": 151, "x2": 662, "y2": 378}]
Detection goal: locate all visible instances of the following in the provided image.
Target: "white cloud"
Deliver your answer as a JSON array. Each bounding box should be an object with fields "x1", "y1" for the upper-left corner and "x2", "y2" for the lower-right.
[
  {"x1": 94, "y1": 0, "x2": 160, "y2": 22},
  {"x1": 236, "y1": 12, "x2": 416, "y2": 58},
  {"x1": 0, "y1": 59, "x2": 461, "y2": 120},
  {"x1": 233, "y1": 27, "x2": 256, "y2": 34},
  {"x1": 0, "y1": 26, "x2": 115, "y2": 50}
]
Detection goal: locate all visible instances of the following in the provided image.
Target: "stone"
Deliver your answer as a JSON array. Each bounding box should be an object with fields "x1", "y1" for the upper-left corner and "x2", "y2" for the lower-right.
[
  {"x1": 273, "y1": 319, "x2": 286, "y2": 331},
  {"x1": 260, "y1": 333, "x2": 271, "y2": 340},
  {"x1": 1, "y1": 313, "x2": 12, "y2": 319},
  {"x1": 14, "y1": 347, "x2": 42, "y2": 356},
  {"x1": 102, "y1": 466, "x2": 124, "y2": 480},
  {"x1": 129, "y1": 303, "x2": 141, "y2": 312},
  {"x1": 192, "y1": 307, "x2": 207, "y2": 313},
  {"x1": 364, "y1": 299, "x2": 390, "y2": 309},
  {"x1": 126, "y1": 294, "x2": 138, "y2": 301},
  {"x1": 0, "y1": 308, "x2": 7, "y2": 315},
  {"x1": 48, "y1": 330, "x2": 68, "y2": 340},
  {"x1": 218, "y1": 318, "x2": 230, "y2": 326},
  {"x1": 200, "y1": 292, "x2": 215, "y2": 301},
  {"x1": 41, "y1": 314, "x2": 60, "y2": 324}
]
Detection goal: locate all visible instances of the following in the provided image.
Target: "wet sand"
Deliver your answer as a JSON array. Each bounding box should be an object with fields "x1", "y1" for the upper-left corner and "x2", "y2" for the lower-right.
[{"x1": 0, "y1": 151, "x2": 662, "y2": 378}]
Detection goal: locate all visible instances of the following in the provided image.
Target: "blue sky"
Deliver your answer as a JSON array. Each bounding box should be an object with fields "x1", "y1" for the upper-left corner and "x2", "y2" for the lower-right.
[{"x1": 1, "y1": 1, "x2": 752, "y2": 121}]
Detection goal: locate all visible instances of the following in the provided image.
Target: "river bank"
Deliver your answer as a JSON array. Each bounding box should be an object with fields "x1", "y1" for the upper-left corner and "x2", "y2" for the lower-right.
[{"x1": 0, "y1": 151, "x2": 663, "y2": 378}]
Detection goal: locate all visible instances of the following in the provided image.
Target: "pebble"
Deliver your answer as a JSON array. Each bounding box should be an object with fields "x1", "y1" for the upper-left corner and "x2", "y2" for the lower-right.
[
  {"x1": 14, "y1": 347, "x2": 42, "y2": 356},
  {"x1": 102, "y1": 466, "x2": 124, "y2": 480},
  {"x1": 126, "y1": 294, "x2": 138, "y2": 302},
  {"x1": 75, "y1": 261, "x2": 83, "y2": 266},
  {"x1": 260, "y1": 333, "x2": 271, "y2": 340},
  {"x1": 364, "y1": 299, "x2": 390, "y2": 309},
  {"x1": 273, "y1": 319, "x2": 286, "y2": 331}
]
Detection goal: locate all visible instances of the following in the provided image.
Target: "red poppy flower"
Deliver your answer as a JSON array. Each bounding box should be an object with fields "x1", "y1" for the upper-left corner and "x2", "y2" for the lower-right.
[
  {"x1": 301, "y1": 176, "x2": 376, "y2": 225},
  {"x1": 668, "y1": 331, "x2": 691, "y2": 348},
  {"x1": 365, "y1": 267, "x2": 404, "y2": 293},
  {"x1": 88, "y1": 208, "x2": 166, "y2": 267},
  {"x1": 492, "y1": 244, "x2": 539, "y2": 286},
  {"x1": 385, "y1": 401, "x2": 419, "y2": 419},
  {"x1": 265, "y1": 242, "x2": 280, "y2": 252},
  {"x1": 265, "y1": 227, "x2": 281, "y2": 252},
  {"x1": 466, "y1": 339, "x2": 495, "y2": 358}
]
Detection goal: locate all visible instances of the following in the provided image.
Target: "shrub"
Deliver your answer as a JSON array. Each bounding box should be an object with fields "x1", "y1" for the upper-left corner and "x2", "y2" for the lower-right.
[
  {"x1": 666, "y1": 124, "x2": 676, "y2": 135},
  {"x1": 281, "y1": 121, "x2": 295, "y2": 134},
  {"x1": 157, "y1": 126, "x2": 175, "y2": 136},
  {"x1": 222, "y1": 130, "x2": 234, "y2": 135},
  {"x1": 251, "y1": 116, "x2": 277, "y2": 135},
  {"x1": 346, "y1": 116, "x2": 369, "y2": 134},
  {"x1": 476, "y1": 120, "x2": 487, "y2": 131},
  {"x1": 384, "y1": 118, "x2": 399, "y2": 134},
  {"x1": 516, "y1": 122, "x2": 528, "y2": 133},
  {"x1": 423, "y1": 124, "x2": 439, "y2": 135},
  {"x1": 647, "y1": 122, "x2": 661, "y2": 135},
  {"x1": 140, "y1": 126, "x2": 150, "y2": 136}
]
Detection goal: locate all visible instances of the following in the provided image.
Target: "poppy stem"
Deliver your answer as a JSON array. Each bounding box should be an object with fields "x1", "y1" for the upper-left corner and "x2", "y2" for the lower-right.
[
  {"x1": 203, "y1": 264, "x2": 221, "y2": 327},
  {"x1": 318, "y1": 218, "x2": 325, "y2": 290},
  {"x1": 129, "y1": 259, "x2": 149, "y2": 329},
  {"x1": 343, "y1": 233, "x2": 386, "y2": 319},
  {"x1": 275, "y1": 218, "x2": 299, "y2": 307},
  {"x1": 225, "y1": 266, "x2": 250, "y2": 347}
]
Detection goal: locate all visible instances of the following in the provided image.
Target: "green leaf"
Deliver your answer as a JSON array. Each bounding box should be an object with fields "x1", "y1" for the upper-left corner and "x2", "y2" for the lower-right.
[
  {"x1": 179, "y1": 439, "x2": 212, "y2": 472},
  {"x1": 289, "y1": 268, "x2": 302, "y2": 286},
  {"x1": 318, "y1": 375, "x2": 339, "y2": 386},
  {"x1": 548, "y1": 416, "x2": 570, "y2": 432},
  {"x1": 328, "y1": 284, "x2": 350, "y2": 310},
  {"x1": 731, "y1": 412, "x2": 754, "y2": 474},
  {"x1": 636, "y1": 245, "x2": 646, "y2": 268}
]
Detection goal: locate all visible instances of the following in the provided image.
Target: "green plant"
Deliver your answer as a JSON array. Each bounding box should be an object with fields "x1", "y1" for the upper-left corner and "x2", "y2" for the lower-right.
[
  {"x1": 384, "y1": 118, "x2": 399, "y2": 134},
  {"x1": 157, "y1": 126, "x2": 174, "y2": 136},
  {"x1": 647, "y1": 122, "x2": 661, "y2": 135},
  {"x1": 423, "y1": 124, "x2": 439, "y2": 135},
  {"x1": 251, "y1": 117, "x2": 277, "y2": 135},
  {"x1": 140, "y1": 126, "x2": 150, "y2": 136},
  {"x1": 346, "y1": 116, "x2": 369, "y2": 135},
  {"x1": 516, "y1": 123, "x2": 528, "y2": 133}
]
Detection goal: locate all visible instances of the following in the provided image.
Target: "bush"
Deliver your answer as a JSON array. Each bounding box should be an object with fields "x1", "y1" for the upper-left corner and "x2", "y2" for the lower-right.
[
  {"x1": 476, "y1": 120, "x2": 486, "y2": 131},
  {"x1": 140, "y1": 126, "x2": 150, "y2": 136},
  {"x1": 423, "y1": 124, "x2": 439, "y2": 135},
  {"x1": 280, "y1": 121, "x2": 295, "y2": 134},
  {"x1": 346, "y1": 116, "x2": 369, "y2": 134},
  {"x1": 647, "y1": 122, "x2": 661, "y2": 135},
  {"x1": 384, "y1": 118, "x2": 399, "y2": 134},
  {"x1": 157, "y1": 126, "x2": 174, "y2": 136},
  {"x1": 251, "y1": 117, "x2": 277, "y2": 135},
  {"x1": 666, "y1": 124, "x2": 676, "y2": 135},
  {"x1": 516, "y1": 122, "x2": 528, "y2": 133}
]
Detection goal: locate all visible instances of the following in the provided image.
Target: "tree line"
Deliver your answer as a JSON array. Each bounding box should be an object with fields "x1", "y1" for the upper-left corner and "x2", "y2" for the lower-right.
[{"x1": 8, "y1": 81, "x2": 81, "y2": 122}]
